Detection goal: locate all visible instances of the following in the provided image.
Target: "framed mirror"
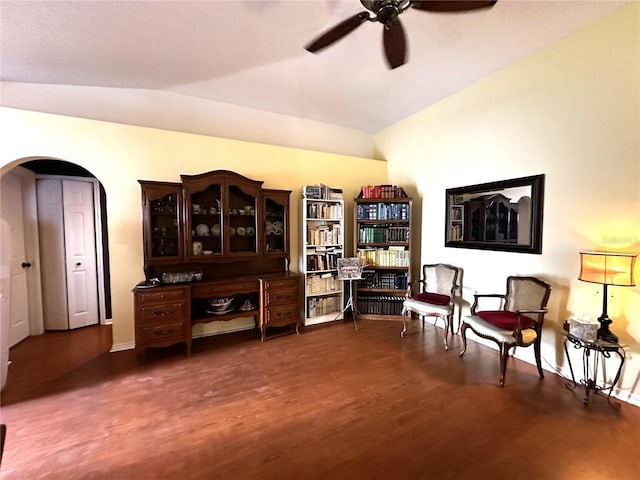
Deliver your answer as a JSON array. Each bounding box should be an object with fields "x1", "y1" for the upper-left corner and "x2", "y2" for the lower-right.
[{"x1": 445, "y1": 174, "x2": 545, "y2": 254}]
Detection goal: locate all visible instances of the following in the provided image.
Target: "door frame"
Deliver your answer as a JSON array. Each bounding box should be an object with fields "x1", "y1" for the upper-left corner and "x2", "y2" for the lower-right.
[{"x1": 36, "y1": 174, "x2": 108, "y2": 325}]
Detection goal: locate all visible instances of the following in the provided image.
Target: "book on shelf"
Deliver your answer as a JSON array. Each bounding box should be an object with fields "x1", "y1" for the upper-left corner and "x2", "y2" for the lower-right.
[
  {"x1": 303, "y1": 184, "x2": 343, "y2": 200},
  {"x1": 358, "y1": 185, "x2": 408, "y2": 199}
]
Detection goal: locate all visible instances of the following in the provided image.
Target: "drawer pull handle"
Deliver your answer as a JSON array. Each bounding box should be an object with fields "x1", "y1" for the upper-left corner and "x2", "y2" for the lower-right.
[
  {"x1": 276, "y1": 311, "x2": 291, "y2": 318},
  {"x1": 154, "y1": 329, "x2": 175, "y2": 336},
  {"x1": 153, "y1": 310, "x2": 174, "y2": 317},
  {"x1": 275, "y1": 294, "x2": 291, "y2": 301}
]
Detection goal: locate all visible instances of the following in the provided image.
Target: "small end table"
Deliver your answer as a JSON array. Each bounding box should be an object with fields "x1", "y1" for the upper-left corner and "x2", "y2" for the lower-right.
[{"x1": 563, "y1": 332, "x2": 625, "y2": 407}]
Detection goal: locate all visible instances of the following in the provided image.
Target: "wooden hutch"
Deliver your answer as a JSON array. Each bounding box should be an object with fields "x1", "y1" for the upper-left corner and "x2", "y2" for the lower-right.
[{"x1": 133, "y1": 170, "x2": 301, "y2": 357}]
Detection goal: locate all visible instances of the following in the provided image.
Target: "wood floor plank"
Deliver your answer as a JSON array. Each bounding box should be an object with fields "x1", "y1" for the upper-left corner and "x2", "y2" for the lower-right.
[{"x1": 1, "y1": 320, "x2": 639, "y2": 479}]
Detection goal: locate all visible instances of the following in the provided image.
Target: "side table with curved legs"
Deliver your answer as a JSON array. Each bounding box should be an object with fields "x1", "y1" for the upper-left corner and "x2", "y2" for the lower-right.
[{"x1": 563, "y1": 332, "x2": 625, "y2": 407}]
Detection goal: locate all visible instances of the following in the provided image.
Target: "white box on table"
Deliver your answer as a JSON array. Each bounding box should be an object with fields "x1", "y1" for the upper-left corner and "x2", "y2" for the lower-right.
[{"x1": 569, "y1": 317, "x2": 599, "y2": 342}]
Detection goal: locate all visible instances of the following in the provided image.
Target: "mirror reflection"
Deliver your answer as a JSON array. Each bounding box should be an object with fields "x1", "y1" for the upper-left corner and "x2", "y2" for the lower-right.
[{"x1": 445, "y1": 175, "x2": 544, "y2": 254}]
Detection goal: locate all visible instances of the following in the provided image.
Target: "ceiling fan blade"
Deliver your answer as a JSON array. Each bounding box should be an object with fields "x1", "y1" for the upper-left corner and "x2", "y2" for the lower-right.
[
  {"x1": 411, "y1": 1, "x2": 497, "y2": 12},
  {"x1": 383, "y1": 19, "x2": 407, "y2": 70},
  {"x1": 305, "y1": 12, "x2": 370, "y2": 53}
]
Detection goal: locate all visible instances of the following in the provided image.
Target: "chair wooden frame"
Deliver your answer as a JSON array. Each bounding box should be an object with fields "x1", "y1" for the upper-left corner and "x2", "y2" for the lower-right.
[
  {"x1": 459, "y1": 276, "x2": 551, "y2": 386},
  {"x1": 401, "y1": 264, "x2": 461, "y2": 350}
]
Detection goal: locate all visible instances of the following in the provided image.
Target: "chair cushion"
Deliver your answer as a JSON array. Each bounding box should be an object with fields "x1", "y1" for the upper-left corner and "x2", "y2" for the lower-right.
[
  {"x1": 477, "y1": 310, "x2": 535, "y2": 329},
  {"x1": 413, "y1": 292, "x2": 450, "y2": 306}
]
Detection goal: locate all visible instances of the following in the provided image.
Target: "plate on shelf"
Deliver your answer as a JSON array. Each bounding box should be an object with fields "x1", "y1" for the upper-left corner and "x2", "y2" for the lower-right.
[
  {"x1": 272, "y1": 221, "x2": 283, "y2": 235},
  {"x1": 206, "y1": 307, "x2": 234, "y2": 315},
  {"x1": 265, "y1": 221, "x2": 273, "y2": 235},
  {"x1": 245, "y1": 226, "x2": 255, "y2": 236},
  {"x1": 236, "y1": 226, "x2": 246, "y2": 236},
  {"x1": 211, "y1": 224, "x2": 221, "y2": 236},
  {"x1": 195, "y1": 223, "x2": 209, "y2": 236}
]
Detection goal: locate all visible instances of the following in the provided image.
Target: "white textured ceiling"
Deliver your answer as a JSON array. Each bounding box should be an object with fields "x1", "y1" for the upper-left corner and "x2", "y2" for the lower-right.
[{"x1": 0, "y1": 1, "x2": 627, "y2": 143}]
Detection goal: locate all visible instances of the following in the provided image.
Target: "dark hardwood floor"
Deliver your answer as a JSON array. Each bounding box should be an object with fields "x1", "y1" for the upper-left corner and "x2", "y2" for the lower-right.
[{"x1": 1, "y1": 320, "x2": 639, "y2": 479}]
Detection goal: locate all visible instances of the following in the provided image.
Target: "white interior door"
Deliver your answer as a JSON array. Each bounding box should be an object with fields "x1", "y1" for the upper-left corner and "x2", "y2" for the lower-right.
[
  {"x1": 37, "y1": 179, "x2": 69, "y2": 330},
  {"x1": 0, "y1": 172, "x2": 31, "y2": 346},
  {"x1": 63, "y1": 180, "x2": 99, "y2": 329}
]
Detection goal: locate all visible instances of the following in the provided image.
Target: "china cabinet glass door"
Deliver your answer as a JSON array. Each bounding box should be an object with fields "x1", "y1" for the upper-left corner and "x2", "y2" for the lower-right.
[
  {"x1": 227, "y1": 184, "x2": 258, "y2": 255},
  {"x1": 188, "y1": 183, "x2": 223, "y2": 259},
  {"x1": 140, "y1": 181, "x2": 184, "y2": 264},
  {"x1": 263, "y1": 189, "x2": 289, "y2": 257}
]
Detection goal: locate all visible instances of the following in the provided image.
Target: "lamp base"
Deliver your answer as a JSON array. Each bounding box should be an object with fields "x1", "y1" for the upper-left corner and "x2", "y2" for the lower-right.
[{"x1": 597, "y1": 315, "x2": 618, "y2": 343}]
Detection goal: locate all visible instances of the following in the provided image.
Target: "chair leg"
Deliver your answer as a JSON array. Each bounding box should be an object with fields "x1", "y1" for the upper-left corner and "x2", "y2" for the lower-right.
[
  {"x1": 534, "y1": 338, "x2": 544, "y2": 379},
  {"x1": 459, "y1": 322, "x2": 468, "y2": 357},
  {"x1": 499, "y1": 344, "x2": 508, "y2": 387},
  {"x1": 442, "y1": 315, "x2": 449, "y2": 351},
  {"x1": 401, "y1": 310, "x2": 410, "y2": 337}
]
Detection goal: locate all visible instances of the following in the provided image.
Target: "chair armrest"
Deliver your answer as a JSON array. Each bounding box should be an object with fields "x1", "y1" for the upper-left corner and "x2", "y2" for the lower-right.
[
  {"x1": 470, "y1": 294, "x2": 505, "y2": 314},
  {"x1": 406, "y1": 279, "x2": 426, "y2": 298}
]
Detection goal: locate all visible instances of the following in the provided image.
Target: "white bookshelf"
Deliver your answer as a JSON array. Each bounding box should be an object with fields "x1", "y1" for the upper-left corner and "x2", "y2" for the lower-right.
[{"x1": 301, "y1": 193, "x2": 344, "y2": 326}]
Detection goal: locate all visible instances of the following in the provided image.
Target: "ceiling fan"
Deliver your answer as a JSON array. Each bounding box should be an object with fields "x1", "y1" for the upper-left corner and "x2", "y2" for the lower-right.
[{"x1": 304, "y1": 1, "x2": 497, "y2": 69}]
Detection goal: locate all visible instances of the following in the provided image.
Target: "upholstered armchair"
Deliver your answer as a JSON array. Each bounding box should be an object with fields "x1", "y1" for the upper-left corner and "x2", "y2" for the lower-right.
[
  {"x1": 460, "y1": 276, "x2": 552, "y2": 386},
  {"x1": 401, "y1": 264, "x2": 462, "y2": 350}
]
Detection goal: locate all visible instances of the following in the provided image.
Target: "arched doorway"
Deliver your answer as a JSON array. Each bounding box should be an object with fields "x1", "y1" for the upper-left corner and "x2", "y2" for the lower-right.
[{"x1": 1, "y1": 157, "x2": 112, "y2": 352}]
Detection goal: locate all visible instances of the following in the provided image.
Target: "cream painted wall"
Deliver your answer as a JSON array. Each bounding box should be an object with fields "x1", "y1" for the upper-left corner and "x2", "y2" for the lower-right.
[
  {"x1": 0, "y1": 107, "x2": 388, "y2": 348},
  {"x1": 375, "y1": 4, "x2": 640, "y2": 404}
]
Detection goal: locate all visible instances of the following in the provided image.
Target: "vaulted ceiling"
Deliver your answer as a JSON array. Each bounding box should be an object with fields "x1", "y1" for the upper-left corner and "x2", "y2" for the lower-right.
[{"x1": 0, "y1": 1, "x2": 627, "y2": 157}]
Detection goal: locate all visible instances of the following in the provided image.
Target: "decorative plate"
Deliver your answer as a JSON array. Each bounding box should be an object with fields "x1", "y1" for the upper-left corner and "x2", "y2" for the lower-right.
[
  {"x1": 196, "y1": 223, "x2": 209, "y2": 236},
  {"x1": 245, "y1": 226, "x2": 255, "y2": 236},
  {"x1": 236, "y1": 226, "x2": 246, "y2": 236},
  {"x1": 272, "y1": 221, "x2": 283, "y2": 235},
  {"x1": 211, "y1": 224, "x2": 221, "y2": 236}
]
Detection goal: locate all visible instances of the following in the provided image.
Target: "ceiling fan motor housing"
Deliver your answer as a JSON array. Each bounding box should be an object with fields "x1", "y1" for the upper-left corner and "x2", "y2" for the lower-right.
[{"x1": 363, "y1": 0, "x2": 410, "y2": 25}]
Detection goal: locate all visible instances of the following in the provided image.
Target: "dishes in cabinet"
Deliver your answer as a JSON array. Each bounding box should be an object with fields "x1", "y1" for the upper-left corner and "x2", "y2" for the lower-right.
[
  {"x1": 265, "y1": 221, "x2": 273, "y2": 235},
  {"x1": 236, "y1": 226, "x2": 246, "y2": 236},
  {"x1": 195, "y1": 223, "x2": 209, "y2": 236},
  {"x1": 245, "y1": 226, "x2": 255, "y2": 236},
  {"x1": 206, "y1": 296, "x2": 234, "y2": 315},
  {"x1": 211, "y1": 224, "x2": 221, "y2": 236},
  {"x1": 272, "y1": 221, "x2": 284, "y2": 235}
]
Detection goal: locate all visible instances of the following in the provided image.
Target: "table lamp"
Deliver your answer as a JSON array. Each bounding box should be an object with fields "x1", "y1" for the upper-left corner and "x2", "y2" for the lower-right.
[{"x1": 578, "y1": 251, "x2": 637, "y2": 343}]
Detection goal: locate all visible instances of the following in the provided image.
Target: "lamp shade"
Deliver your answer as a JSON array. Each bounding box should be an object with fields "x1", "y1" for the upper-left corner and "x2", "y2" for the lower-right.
[{"x1": 579, "y1": 251, "x2": 637, "y2": 286}]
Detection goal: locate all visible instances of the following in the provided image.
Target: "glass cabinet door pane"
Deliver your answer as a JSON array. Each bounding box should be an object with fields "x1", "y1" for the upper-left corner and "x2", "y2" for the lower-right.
[
  {"x1": 150, "y1": 193, "x2": 180, "y2": 257},
  {"x1": 190, "y1": 184, "x2": 223, "y2": 257},
  {"x1": 228, "y1": 185, "x2": 258, "y2": 254},
  {"x1": 265, "y1": 198, "x2": 286, "y2": 253}
]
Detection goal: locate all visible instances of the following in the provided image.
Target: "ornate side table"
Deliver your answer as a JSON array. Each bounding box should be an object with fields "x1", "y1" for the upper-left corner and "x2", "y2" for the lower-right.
[{"x1": 563, "y1": 332, "x2": 625, "y2": 407}]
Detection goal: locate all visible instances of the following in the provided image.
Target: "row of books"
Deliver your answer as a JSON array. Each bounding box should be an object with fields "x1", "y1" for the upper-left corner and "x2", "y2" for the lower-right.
[
  {"x1": 306, "y1": 251, "x2": 341, "y2": 272},
  {"x1": 304, "y1": 184, "x2": 343, "y2": 200},
  {"x1": 449, "y1": 224, "x2": 463, "y2": 241},
  {"x1": 359, "y1": 185, "x2": 408, "y2": 199},
  {"x1": 356, "y1": 203, "x2": 410, "y2": 220},
  {"x1": 307, "y1": 226, "x2": 342, "y2": 246},
  {"x1": 357, "y1": 226, "x2": 409, "y2": 243},
  {"x1": 358, "y1": 271, "x2": 408, "y2": 290},
  {"x1": 307, "y1": 296, "x2": 341, "y2": 318},
  {"x1": 356, "y1": 295, "x2": 404, "y2": 315},
  {"x1": 307, "y1": 202, "x2": 343, "y2": 220},
  {"x1": 357, "y1": 247, "x2": 409, "y2": 267},
  {"x1": 306, "y1": 272, "x2": 341, "y2": 295}
]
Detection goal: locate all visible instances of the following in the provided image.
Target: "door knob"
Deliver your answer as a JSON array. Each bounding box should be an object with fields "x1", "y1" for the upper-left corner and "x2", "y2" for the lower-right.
[
  {"x1": 75, "y1": 262, "x2": 82, "y2": 267},
  {"x1": 21, "y1": 262, "x2": 31, "y2": 268}
]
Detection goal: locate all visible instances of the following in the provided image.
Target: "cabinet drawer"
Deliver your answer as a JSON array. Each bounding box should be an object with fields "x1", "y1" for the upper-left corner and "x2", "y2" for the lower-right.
[
  {"x1": 191, "y1": 280, "x2": 258, "y2": 298},
  {"x1": 140, "y1": 302, "x2": 187, "y2": 324},
  {"x1": 264, "y1": 304, "x2": 299, "y2": 326},
  {"x1": 138, "y1": 288, "x2": 188, "y2": 306},
  {"x1": 262, "y1": 277, "x2": 299, "y2": 290},
  {"x1": 139, "y1": 320, "x2": 186, "y2": 343},
  {"x1": 265, "y1": 287, "x2": 298, "y2": 307}
]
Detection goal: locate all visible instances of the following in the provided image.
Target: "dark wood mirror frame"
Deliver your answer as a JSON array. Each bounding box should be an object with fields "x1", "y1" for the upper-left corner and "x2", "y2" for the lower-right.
[{"x1": 445, "y1": 174, "x2": 545, "y2": 254}]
